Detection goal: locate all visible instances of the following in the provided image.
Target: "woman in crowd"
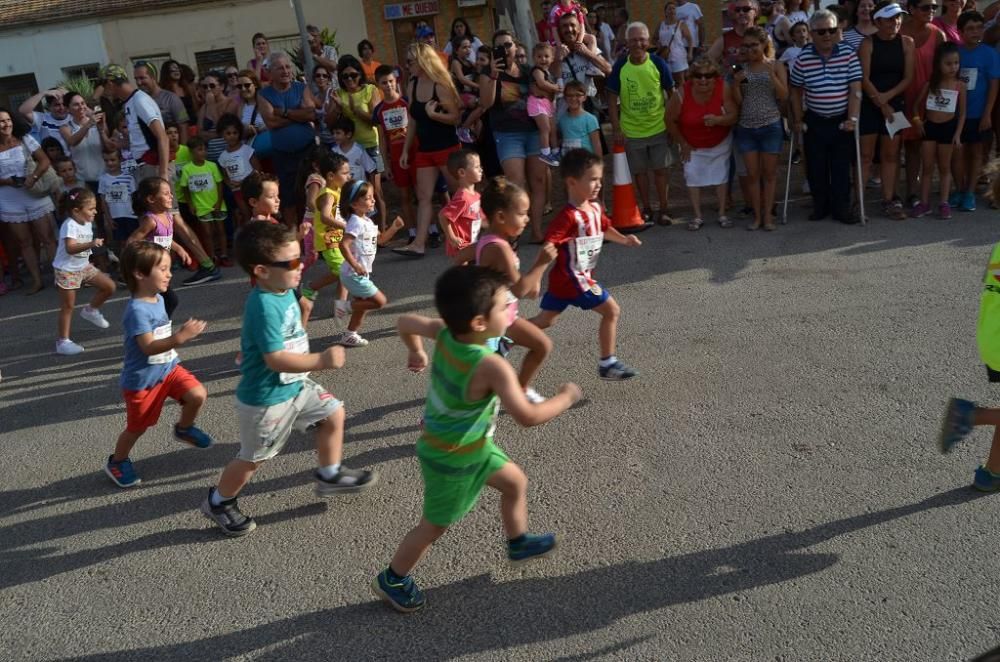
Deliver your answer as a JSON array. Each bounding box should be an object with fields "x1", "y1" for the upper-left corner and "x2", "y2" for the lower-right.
[
  {"x1": 859, "y1": 2, "x2": 914, "y2": 220},
  {"x1": 0, "y1": 108, "x2": 57, "y2": 294},
  {"x1": 160, "y1": 59, "x2": 199, "y2": 120},
  {"x1": 312, "y1": 64, "x2": 338, "y2": 148},
  {"x1": 227, "y1": 70, "x2": 269, "y2": 154},
  {"x1": 393, "y1": 42, "x2": 461, "y2": 258},
  {"x1": 658, "y1": 1, "x2": 695, "y2": 85},
  {"x1": 667, "y1": 59, "x2": 738, "y2": 230},
  {"x1": 247, "y1": 32, "x2": 273, "y2": 84},
  {"x1": 933, "y1": 0, "x2": 965, "y2": 41},
  {"x1": 478, "y1": 30, "x2": 548, "y2": 243},
  {"x1": 733, "y1": 27, "x2": 788, "y2": 231},
  {"x1": 443, "y1": 18, "x2": 484, "y2": 64},
  {"x1": 843, "y1": 0, "x2": 879, "y2": 51},
  {"x1": 357, "y1": 40, "x2": 382, "y2": 84},
  {"x1": 197, "y1": 72, "x2": 228, "y2": 162},
  {"x1": 223, "y1": 67, "x2": 242, "y2": 106},
  {"x1": 59, "y1": 92, "x2": 112, "y2": 192}
]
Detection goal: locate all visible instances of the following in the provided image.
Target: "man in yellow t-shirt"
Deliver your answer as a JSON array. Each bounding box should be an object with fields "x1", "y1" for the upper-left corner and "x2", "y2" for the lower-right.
[
  {"x1": 940, "y1": 242, "x2": 1000, "y2": 492},
  {"x1": 606, "y1": 21, "x2": 676, "y2": 226}
]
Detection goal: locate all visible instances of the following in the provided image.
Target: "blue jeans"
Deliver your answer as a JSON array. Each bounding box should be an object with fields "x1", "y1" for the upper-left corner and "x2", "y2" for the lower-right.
[
  {"x1": 734, "y1": 120, "x2": 784, "y2": 155},
  {"x1": 494, "y1": 131, "x2": 540, "y2": 163}
]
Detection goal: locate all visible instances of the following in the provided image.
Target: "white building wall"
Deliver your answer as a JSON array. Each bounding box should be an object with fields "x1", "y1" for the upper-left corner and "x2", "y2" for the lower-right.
[{"x1": 0, "y1": 22, "x2": 107, "y2": 89}]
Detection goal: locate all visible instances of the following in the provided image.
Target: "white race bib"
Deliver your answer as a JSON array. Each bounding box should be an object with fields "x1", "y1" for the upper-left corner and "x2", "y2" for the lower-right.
[
  {"x1": 470, "y1": 218, "x2": 482, "y2": 243},
  {"x1": 278, "y1": 334, "x2": 309, "y2": 384},
  {"x1": 563, "y1": 138, "x2": 583, "y2": 150},
  {"x1": 925, "y1": 88, "x2": 958, "y2": 113},
  {"x1": 153, "y1": 234, "x2": 173, "y2": 250},
  {"x1": 959, "y1": 67, "x2": 978, "y2": 92},
  {"x1": 574, "y1": 233, "x2": 603, "y2": 272},
  {"x1": 187, "y1": 173, "x2": 213, "y2": 193},
  {"x1": 148, "y1": 323, "x2": 178, "y2": 365}
]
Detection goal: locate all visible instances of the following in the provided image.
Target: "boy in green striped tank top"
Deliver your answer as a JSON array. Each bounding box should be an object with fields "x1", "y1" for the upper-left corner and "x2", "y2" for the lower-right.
[{"x1": 372, "y1": 265, "x2": 583, "y2": 613}]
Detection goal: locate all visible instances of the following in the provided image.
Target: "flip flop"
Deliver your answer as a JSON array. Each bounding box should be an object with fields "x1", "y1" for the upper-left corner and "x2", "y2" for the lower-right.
[{"x1": 392, "y1": 247, "x2": 425, "y2": 258}]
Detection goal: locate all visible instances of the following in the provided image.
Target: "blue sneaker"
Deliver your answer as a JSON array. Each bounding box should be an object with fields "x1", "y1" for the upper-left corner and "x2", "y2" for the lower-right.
[
  {"x1": 973, "y1": 466, "x2": 1000, "y2": 492},
  {"x1": 104, "y1": 455, "x2": 141, "y2": 488},
  {"x1": 939, "y1": 397, "x2": 976, "y2": 453},
  {"x1": 960, "y1": 191, "x2": 977, "y2": 212},
  {"x1": 372, "y1": 568, "x2": 426, "y2": 613},
  {"x1": 948, "y1": 191, "x2": 963, "y2": 207},
  {"x1": 174, "y1": 424, "x2": 214, "y2": 449},
  {"x1": 508, "y1": 532, "x2": 557, "y2": 564},
  {"x1": 599, "y1": 359, "x2": 637, "y2": 381}
]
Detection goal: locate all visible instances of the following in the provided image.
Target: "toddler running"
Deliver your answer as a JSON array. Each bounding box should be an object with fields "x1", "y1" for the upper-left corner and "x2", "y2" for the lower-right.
[
  {"x1": 302, "y1": 153, "x2": 351, "y2": 321},
  {"x1": 439, "y1": 149, "x2": 484, "y2": 259}
]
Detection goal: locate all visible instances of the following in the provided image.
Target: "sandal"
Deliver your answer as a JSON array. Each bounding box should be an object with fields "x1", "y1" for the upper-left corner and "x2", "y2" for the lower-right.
[
  {"x1": 719, "y1": 216, "x2": 733, "y2": 229},
  {"x1": 687, "y1": 218, "x2": 704, "y2": 231},
  {"x1": 656, "y1": 211, "x2": 675, "y2": 226},
  {"x1": 747, "y1": 221, "x2": 761, "y2": 231},
  {"x1": 763, "y1": 222, "x2": 777, "y2": 231}
]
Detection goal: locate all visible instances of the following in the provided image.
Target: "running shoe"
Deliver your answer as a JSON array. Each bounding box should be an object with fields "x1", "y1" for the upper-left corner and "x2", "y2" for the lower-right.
[
  {"x1": 80, "y1": 306, "x2": 110, "y2": 329},
  {"x1": 939, "y1": 397, "x2": 976, "y2": 453},
  {"x1": 960, "y1": 192, "x2": 976, "y2": 212},
  {"x1": 937, "y1": 203, "x2": 952, "y2": 220},
  {"x1": 200, "y1": 488, "x2": 256, "y2": 537},
  {"x1": 174, "y1": 424, "x2": 214, "y2": 449},
  {"x1": 539, "y1": 152, "x2": 560, "y2": 167},
  {"x1": 337, "y1": 331, "x2": 370, "y2": 347},
  {"x1": 457, "y1": 127, "x2": 474, "y2": 144},
  {"x1": 948, "y1": 191, "x2": 963, "y2": 207},
  {"x1": 182, "y1": 265, "x2": 222, "y2": 286},
  {"x1": 56, "y1": 339, "x2": 85, "y2": 355},
  {"x1": 973, "y1": 465, "x2": 1000, "y2": 492},
  {"x1": 791, "y1": 149, "x2": 801, "y2": 165},
  {"x1": 909, "y1": 202, "x2": 931, "y2": 218},
  {"x1": 508, "y1": 532, "x2": 557, "y2": 564},
  {"x1": 218, "y1": 255, "x2": 235, "y2": 268},
  {"x1": 372, "y1": 569, "x2": 426, "y2": 613},
  {"x1": 524, "y1": 387, "x2": 546, "y2": 404},
  {"x1": 718, "y1": 216, "x2": 733, "y2": 229},
  {"x1": 599, "y1": 359, "x2": 638, "y2": 381},
  {"x1": 105, "y1": 455, "x2": 141, "y2": 488},
  {"x1": 314, "y1": 467, "x2": 377, "y2": 496}
]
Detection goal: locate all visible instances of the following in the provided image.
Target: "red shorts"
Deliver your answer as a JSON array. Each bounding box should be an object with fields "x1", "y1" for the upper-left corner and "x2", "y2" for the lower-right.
[
  {"x1": 387, "y1": 143, "x2": 414, "y2": 188},
  {"x1": 413, "y1": 144, "x2": 460, "y2": 170},
  {"x1": 123, "y1": 364, "x2": 202, "y2": 433}
]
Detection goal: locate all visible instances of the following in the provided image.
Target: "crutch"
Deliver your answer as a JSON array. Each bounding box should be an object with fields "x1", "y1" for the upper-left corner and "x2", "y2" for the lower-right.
[
  {"x1": 782, "y1": 128, "x2": 795, "y2": 225},
  {"x1": 853, "y1": 93, "x2": 867, "y2": 226}
]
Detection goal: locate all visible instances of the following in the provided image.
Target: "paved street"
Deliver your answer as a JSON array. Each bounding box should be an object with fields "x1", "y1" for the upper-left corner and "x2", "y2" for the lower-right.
[{"x1": 2, "y1": 200, "x2": 1000, "y2": 661}]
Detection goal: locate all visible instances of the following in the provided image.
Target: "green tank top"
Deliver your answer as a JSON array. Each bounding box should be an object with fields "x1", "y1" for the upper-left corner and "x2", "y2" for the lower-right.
[
  {"x1": 313, "y1": 185, "x2": 343, "y2": 251},
  {"x1": 416, "y1": 328, "x2": 499, "y2": 471},
  {"x1": 978, "y1": 242, "x2": 1000, "y2": 369}
]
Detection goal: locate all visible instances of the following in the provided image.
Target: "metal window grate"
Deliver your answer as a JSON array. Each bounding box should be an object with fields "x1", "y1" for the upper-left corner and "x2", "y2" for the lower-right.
[{"x1": 194, "y1": 48, "x2": 238, "y2": 77}]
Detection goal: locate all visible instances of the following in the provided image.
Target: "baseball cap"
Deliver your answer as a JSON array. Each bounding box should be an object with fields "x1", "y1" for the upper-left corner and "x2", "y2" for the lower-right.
[
  {"x1": 873, "y1": 3, "x2": 908, "y2": 19},
  {"x1": 415, "y1": 26, "x2": 435, "y2": 39},
  {"x1": 98, "y1": 63, "x2": 129, "y2": 83}
]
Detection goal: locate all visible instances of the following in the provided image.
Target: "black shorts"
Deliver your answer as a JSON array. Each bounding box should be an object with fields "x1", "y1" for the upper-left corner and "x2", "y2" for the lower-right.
[
  {"x1": 860, "y1": 98, "x2": 904, "y2": 136},
  {"x1": 923, "y1": 118, "x2": 958, "y2": 145},
  {"x1": 961, "y1": 120, "x2": 990, "y2": 145},
  {"x1": 987, "y1": 365, "x2": 1000, "y2": 383}
]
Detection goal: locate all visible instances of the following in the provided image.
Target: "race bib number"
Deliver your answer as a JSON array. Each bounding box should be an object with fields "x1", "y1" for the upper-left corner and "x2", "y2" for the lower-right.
[
  {"x1": 153, "y1": 234, "x2": 173, "y2": 250},
  {"x1": 959, "y1": 68, "x2": 978, "y2": 92},
  {"x1": 382, "y1": 107, "x2": 408, "y2": 131},
  {"x1": 574, "y1": 233, "x2": 603, "y2": 272},
  {"x1": 470, "y1": 218, "x2": 482, "y2": 243},
  {"x1": 925, "y1": 88, "x2": 958, "y2": 113},
  {"x1": 108, "y1": 185, "x2": 128, "y2": 202},
  {"x1": 148, "y1": 323, "x2": 178, "y2": 365},
  {"x1": 562, "y1": 139, "x2": 583, "y2": 150},
  {"x1": 361, "y1": 231, "x2": 378, "y2": 256},
  {"x1": 278, "y1": 334, "x2": 309, "y2": 384},
  {"x1": 187, "y1": 173, "x2": 213, "y2": 192}
]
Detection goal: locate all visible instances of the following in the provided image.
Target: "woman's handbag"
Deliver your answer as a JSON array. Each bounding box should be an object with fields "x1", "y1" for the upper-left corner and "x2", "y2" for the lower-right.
[{"x1": 22, "y1": 143, "x2": 59, "y2": 198}]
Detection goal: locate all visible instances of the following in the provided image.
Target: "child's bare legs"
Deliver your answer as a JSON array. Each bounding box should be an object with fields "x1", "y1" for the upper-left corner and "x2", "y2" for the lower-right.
[
  {"x1": 212, "y1": 220, "x2": 227, "y2": 258},
  {"x1": 57, "y1": 287, "x2": 77, "y2": 339},
  {"x1": 505, "y1": 317, "x2": 552, "y2": 388},
  {"x1": 962, "y1": 142, "x2": 985, "y2": 195},
  {"x1": 920, "y1": 141, "x2": 937, "y2": 205},
  {"x1": 937, "y1": 144, "x2": 954, "y2": 204},
  {"x1": 315, "y1": 404, "x2": 344, "y2": 468},
  {"x1": 487, "y1": 461, "x2": 528, "y2": 539},
  {"x1": 199, "y1": 218, "x2": 216, "y2": 259},
  {"x1": 389, "y1": 518, "x2": 449, "y2": 577},
  {"x1": 399, "y1": 185, "x2": 416, "y2": 238},
  {"x1": 973, "y1": 408, "x2": 1000, "y2": 473},
  {"x1": 178, "y1": 385, "x2": 207, "y2": 429},
  {"x1": 308, "y1": 270, "x2": 339, "y2": 293},
  {"x1": 372, "y1": 174, "x2": 388, "y2": 231},
  {"x1": 89, "y1": 272, "x2": 115, "y2": 307},
  {"x1": 535, "y1": 113, "x2": 552, "y2": 152},
  {"x1": 217, "y1": 459, "x2": 260, "y2": 499},
  {"x1": 594, "y1": 297, "x2": 620, "y2": 359},
  {"x1": 347, "y1": 290, "x2": 387, "y2": 333},
  {"x1": 299, "y1": 295, "x2": 314, "y2": 326},
  {"x1": 172, "y1": 213, "x2": 212, "y2": 265},
  {"x1": 113, "y1": 430, "x2": 143, "y2": 462}
]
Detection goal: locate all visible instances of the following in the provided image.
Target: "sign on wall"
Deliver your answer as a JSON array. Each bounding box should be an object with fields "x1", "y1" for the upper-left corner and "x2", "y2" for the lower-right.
[{"x1": 384, "y1": 0, "x2": 440, "y2": 20}]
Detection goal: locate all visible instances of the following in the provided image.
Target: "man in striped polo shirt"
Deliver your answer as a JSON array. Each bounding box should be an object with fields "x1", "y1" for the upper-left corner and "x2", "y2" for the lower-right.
[{"x1": 790, "y1": 9, "x2": 863, "y2": 224}]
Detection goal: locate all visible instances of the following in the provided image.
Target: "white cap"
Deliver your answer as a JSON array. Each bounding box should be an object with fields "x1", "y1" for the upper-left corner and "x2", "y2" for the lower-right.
[{"x1": 873, "y1": 3, "x2": 908, "y2": 19}]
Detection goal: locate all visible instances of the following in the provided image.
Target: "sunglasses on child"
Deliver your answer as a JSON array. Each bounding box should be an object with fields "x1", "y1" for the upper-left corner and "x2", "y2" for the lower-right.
[{"x1": 267, "y1": 257, "x2": 303, "y2": 270}]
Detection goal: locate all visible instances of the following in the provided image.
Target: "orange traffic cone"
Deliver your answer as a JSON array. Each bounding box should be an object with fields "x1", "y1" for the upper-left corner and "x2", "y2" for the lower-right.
[{"x1": 611, "y1": 143, "x2": 651, "y2": 234}]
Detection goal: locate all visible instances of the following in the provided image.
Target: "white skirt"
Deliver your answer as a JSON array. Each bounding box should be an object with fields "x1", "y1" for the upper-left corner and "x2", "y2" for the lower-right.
[
  {"x1": 683, "y1": 133, "x2": 732, "y2": 188},
  {"x1": 0, "y1": 184, "x2": 54, "y2": 223}
]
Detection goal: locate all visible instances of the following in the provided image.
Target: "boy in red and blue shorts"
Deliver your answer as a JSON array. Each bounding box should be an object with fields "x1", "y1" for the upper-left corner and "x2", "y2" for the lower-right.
[
  {"x1": 531, "y1": 148, "x2": 642, "y2": 381},
  {"x1": 372, "y1": 65, "x2": 416, "y2": 241}
]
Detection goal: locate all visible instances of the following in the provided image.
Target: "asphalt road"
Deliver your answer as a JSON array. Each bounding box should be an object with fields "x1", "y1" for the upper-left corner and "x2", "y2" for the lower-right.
[{"x1": 2, "y1": 195, "x2": 1000, "y2": 661}]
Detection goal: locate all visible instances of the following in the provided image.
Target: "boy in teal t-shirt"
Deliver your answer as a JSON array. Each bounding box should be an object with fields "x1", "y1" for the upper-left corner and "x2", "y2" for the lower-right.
[
  {"x1": 940, "y1": 242, "x2": 1000, "y2": 491},
  {"x1": 179, "y1": 136, "x2": 230, "y2": 265},
  {"x1": 200, "y1": 221, "x2": 376, "y2": 537},
  {"x1": 557, "y1": 80, "x2": 602, "y2": 155}
]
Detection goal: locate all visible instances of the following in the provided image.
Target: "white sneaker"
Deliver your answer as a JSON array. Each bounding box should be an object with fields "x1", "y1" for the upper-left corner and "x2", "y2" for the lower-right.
[
  {"x1": 524, "y1": 387, "x2": 546, "y2": 404},
  {"x1": 55, "y1": 339, "x2": 85, "y2": 355},
  {"x1": 337, "y1": 331, "x2": 369, "y2": 347},
  {"x1": 80, "y1": 306, "x2": 110, "y2": 329}
]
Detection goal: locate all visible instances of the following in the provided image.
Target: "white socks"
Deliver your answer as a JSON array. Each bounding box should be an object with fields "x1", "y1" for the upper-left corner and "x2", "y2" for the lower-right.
[{"x1": 317, "y1": 463, "x2": 341, "y2": 480}]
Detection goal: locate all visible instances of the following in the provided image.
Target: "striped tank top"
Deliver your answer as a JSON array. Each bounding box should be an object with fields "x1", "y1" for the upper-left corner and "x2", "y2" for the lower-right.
[{"x1": 416, "y1": 328, "x2": 499, "y2": 472}]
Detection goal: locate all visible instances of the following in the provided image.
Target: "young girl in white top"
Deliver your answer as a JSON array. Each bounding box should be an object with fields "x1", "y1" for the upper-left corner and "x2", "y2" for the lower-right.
[
  {"x1": 53, "y1": 188, "x2": 116, "y2": 355},
  {"x1": 216, "y1": 114, "x2": 260, "y2": 230},
  {"x1": 336, "y1": 180, "x2": 404, "y2": 347}
]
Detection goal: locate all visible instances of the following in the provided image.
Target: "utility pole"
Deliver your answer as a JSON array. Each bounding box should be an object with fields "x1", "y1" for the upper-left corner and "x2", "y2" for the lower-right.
[
  {"x1": 291, "y1": 0, "x2": 315, "y2": 77},
  {"x1": 494, "y1": 0, "x2": 537, "y2": 51}
]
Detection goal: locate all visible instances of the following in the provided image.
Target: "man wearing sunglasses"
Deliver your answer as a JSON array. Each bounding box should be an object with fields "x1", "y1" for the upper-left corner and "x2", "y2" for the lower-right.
[
  {"x1": 133, "y1": 62, "x2": 190, "y2": 145},
  {"x1": 789, "y1": 10, "x2": 863, "y2": 223},
  {"x1": 707, "y1": 0, "x2": 769, "y2": 72}
]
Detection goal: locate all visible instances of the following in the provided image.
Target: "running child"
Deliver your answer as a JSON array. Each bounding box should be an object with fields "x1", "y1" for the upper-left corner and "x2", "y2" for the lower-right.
[
  {"x1": 940, "y1": 239, "x2": 1000, "y2": 491},
  {"x1": 200, "y1": 221, "x2": 376, "y2": 537},
  {"x1": 439, "y1": 149, "x2": 484, "y2": 259},
  {"x1": 556, "y1": 80, "x2": 602, "y2": 155},
  {"x1": 106, "y1": 241, "x2": 213, "y2": 488},
  {"x1": 528, "y1": 42, "x2": 562, "y2": 167},
  {"x1": 297, "y1": 145, "x2": 329, "y2": 271},
  {"x1": 372, "y1": 265, "x2": 583, "y2": 613},
  {"x1": 913, "y1": 42, "x2": 967, "y2": 219},
  {"x1": 53, "y1": 188, "x2": 116, "y2": 356},
  {"x1": 216, "y1": 113, "x2": 261, "y2": 229},
  {"x1": 372, "y1": 65, "x2": 416, "y2": 239},
  {"x1": 458, "y1": 177, "x2": 558, "y2": 403},
  {"x1": 128, "y1": 177, "x2": 192, "y2": 319},
  {"x1": 530, "y1": 148, "x2": 642, "y2": 381},
  {"x1": 99, "y1": 148, "x2": 139, "y2": 246},
  {"x1": 303, "y1": 153, "x2": 351, "y2": 321},
  {"x1": 331, "y1": 118, "x2": 378, "y2": 201},
  {"x1": 336, "y1": 180, "x2": 405, "y2": 347},
  {"x1": 179, "y1": 136, "x2": 229, "y2": 266}
]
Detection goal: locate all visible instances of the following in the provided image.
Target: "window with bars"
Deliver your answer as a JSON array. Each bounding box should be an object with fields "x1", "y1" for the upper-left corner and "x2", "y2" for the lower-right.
[
  {"x1": 62, "y1": 63, "x2": 100, "y2": 85},
  {"x1": 0, "y1": 74, "x2": 38, "y2": 112},
  {"x1": 194, "y1": 48, "x2": 238, "y2": 77}
]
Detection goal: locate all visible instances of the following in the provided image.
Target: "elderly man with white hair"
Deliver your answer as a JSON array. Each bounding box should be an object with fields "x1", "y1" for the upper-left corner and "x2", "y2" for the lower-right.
[{"x1": 606, "y1": 21, "x2": 675, "y2": 226}]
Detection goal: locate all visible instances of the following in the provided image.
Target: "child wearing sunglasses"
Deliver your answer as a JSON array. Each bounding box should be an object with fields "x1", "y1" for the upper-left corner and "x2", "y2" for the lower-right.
[{"x1": 201, "y1": 220, "x2": 378, "y2": 537}]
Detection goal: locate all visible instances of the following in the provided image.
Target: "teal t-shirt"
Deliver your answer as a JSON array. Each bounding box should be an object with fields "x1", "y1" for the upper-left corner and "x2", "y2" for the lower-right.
[
  {"x1": 237, "y1": 287, "x2": 307, "y2": 407},
  {"x1": 557, "y1": 110, "x2": 600, "y2": 153},
  {"x1": 179, "y1": 160, "x2": 226, "y2": 217}
]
